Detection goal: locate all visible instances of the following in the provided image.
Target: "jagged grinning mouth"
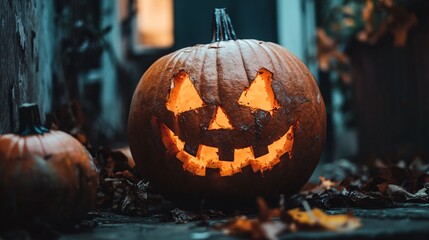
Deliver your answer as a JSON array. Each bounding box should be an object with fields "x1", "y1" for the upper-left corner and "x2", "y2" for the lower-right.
[{"x1": 159, "y1": 122, "x2": 294, "y2": 176}]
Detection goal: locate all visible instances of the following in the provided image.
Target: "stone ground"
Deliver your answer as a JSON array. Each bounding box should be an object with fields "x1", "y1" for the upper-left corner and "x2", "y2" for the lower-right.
[{"x1": 61, "y1": 204, "x2": 429, "y2": 240}]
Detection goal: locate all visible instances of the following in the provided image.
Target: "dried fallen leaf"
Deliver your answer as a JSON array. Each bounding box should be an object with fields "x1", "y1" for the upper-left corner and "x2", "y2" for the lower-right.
[
  {"x1": 320, "y1": 176, "x2": 338, "y2": 190},
  {"x1": 379, "y1": 184, "x2": 428, "y2": 202},
  {"x1": 287, "y1": 207, "x2": 361, "y2": 232},
  {"x1": 358, "y1": 0, "x2": 375, "y2": 42},
  {"x1": 409, "y1": 157, "x2": 429, "y2": 175},
  {"x1": 257, "y1": 197, "x2": 281, "y2": 221},
  {"x1": 113, "y1": 147, "x2": 136, "y2": 168},
  {"x1": 317, "y1": 29, "x2": 349, "y2": 69},
  {"x1": 95, "y1": 146, "x2": 151, "y2": 216},
  {"x1": 389, "y1": 7, "x2": 417, "y2": 46},
  {"x1": 362, "y1": 0, "x2": 374, "y2": 23},
  {"x1": 105, "y1": 178, "x2": 149, "y2": 216},
  {"x1": 358, "y1": 0, "x2": 417, "y2": 46},
  {"x1": 169, "y1": 208, "x2": 196, "y2": 223},
  {"x1": 215, "y1": 198, "x2": 361, "y2": 239},
  {"x1": 260, "y1": 221, "x2": 287, "y2": 240},
  {"x1": 217, "y1": 216, "x2": 264, "y2": 239}
]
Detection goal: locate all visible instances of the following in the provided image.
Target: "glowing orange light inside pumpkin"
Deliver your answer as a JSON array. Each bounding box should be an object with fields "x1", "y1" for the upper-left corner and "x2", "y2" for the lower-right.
[
  {"x1": 161, "y1": 67, "x2": 294, "y2": 176},
  {"x1": 165, "y1": 71, "x2": 204, "y2": 116},
  {"x1": 208, "y1": 106, "x2": 233, "y2": 130},
  {"x1": 238, "y1": 68, "x2": 280, "y2": 114},
  {"x1": 159, "y1": 121, "x2": 294, "y2": 176}
]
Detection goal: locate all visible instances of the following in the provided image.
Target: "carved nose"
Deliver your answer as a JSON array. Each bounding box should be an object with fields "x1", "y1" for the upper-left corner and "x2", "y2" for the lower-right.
[{"x1": 208, "y1": 106, "x2": 233, "y2": 130}]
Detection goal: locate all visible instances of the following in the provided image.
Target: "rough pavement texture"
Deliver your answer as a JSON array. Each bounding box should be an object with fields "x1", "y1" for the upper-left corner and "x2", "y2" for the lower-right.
[{"x1": 62, "y1": 204, "x2": 429, "y2": 240}]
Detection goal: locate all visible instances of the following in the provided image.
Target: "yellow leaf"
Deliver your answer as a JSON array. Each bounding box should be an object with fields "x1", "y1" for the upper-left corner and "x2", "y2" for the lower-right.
[{"x1": 288, "y1": 208, "x2": 361, "y2": 232}]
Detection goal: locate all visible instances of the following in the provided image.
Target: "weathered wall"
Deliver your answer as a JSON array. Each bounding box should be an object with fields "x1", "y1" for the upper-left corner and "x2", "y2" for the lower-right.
[{"x1": 0, "y1": 0, "x2": 54, "y2": 134}]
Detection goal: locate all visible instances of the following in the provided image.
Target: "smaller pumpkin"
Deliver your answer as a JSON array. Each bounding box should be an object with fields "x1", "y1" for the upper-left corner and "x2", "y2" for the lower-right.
[{"x1": 0, "y1": 103, "x2": 99, "y2": 226}]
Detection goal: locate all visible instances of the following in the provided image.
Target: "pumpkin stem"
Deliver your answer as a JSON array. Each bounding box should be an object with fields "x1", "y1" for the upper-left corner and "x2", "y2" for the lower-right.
[
  {"x1": 211, "y1": 8, "x2": 237, "y2": 42},
  {"x1": 18, "y1": 103, "x2": 49, "y2": 136}
]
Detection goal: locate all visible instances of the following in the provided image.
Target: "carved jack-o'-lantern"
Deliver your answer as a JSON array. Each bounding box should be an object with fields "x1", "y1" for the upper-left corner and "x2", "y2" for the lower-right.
[{"x1": 128, "y1": 9, "x2": 326, "y2": 208}]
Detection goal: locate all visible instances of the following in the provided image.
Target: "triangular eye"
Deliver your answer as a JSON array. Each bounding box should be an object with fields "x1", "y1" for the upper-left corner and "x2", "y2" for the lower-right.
[
  {"x1": 238, "y1": 68, "x2": 279, "y2": 114},
  {"x1": 166, "y1": 71, "x2": 204, "y2": 116}
]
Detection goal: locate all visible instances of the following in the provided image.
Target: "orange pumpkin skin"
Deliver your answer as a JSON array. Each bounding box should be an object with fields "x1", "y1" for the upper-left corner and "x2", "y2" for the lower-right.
[
  {"x1": 128, "y1": 9, "x2": 326, "y2": 209},
  {"x1": 0, "y1": 104, "x2": 98, "y2": 225}
]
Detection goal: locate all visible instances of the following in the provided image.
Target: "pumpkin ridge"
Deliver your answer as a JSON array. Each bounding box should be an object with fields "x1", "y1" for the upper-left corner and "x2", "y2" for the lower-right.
[
  {"x1": 287, "y1": 50, "x2": 308, "y2": 85},
  {"x1": 198, "y1": 45, "x2": 209, "y2": 103},
  {"x1": 242, "y1": 40, "x2": 268, "y2": 72},
  {"x1": 248, "y1": 42, "x2": 282, "y2": 112},
  {"x1": 184, "y1": 46, "x2": 201, "y2": 75},
  {"x1": 36, "y1": 135, "x2": 48, "y2": 157},
  {"x1": 50, "y1": 131, "x2": 72, "y2": 156},
  {"x1": 23, "y1": 135, "x2": 43, "y2": 157},
  {"x1": 249, "y1": 40, "x2": 276, "y2": 73},
  {"x1": 294, "y1": 55, "x2": 320, "y2": 96},
  {"x1": 159, "y1": 50, "x2": 186, "y2": 101},
  {"x1": 215, "y1": 42, "x2": 221, "y2": 106},
  {"x1": 265, "y1": 43, "x2": 298, "y2": 105},
  {"x1": 257, "y1": 42, "x2": 290, "y2": 104},
  {"x1": 22, "y1": 137, "x2": 38, "y2": 158},
  {"x1": 200, "y1": 44, "x2": 220, "y2": 105},
  {"x1": 151, "y1": 50, "x2": 186, "y2": 112},
  {"x1": 168, "y1": 51, "x2": 188, "y2": 79},
  {"x1": 276, "y1": 43, "x2": 306, "y2": 77},
  {"x1": 3, "y1": 138, "x2": 24, "y2": 174},
  {"x1": 272, "y1": 43, "x2": 303, "y2": 86},
  {"x1": 255, "y1": 40, "x2": 281, "y2": 75},
  {"x1": 164, "y1": 49, "x2": 184, "y2": 72},
  {"x1": 271, "y1": 43, "x2": 322, "y2": 127},
  {"x1": 16, "y1": 138, "x2": 26, "y2": 158},
  {"x1": 288, "y1": 47, "x2": 314, "y2": 94},
  {"x1": 265, "y1": 42, "x2": 293, "y2": 77},
  {"x1": 233, "y1": 40, "x2": 252, "y2": 86},
  {"x1": 178, "y1": 46, "x2": 199, "y2": 73},
  {"x1": 4, "y1": 136, "x2": 20, "y2": 161},
  {"x1": 171, "y1": 48, "x2": 189, "y2": 72},
  {"x1": 0, "y1": 137, "x2": 17, "y2": 183},
  {"x1": 226, "y1": 40, "x2": 255, "y2": 94},
  {"x1": 261, "y1": 42, "x2": 290, "y2": 100},
  {"x1": 236, "y1": 40, "x2": 258, "y2": 85}
]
